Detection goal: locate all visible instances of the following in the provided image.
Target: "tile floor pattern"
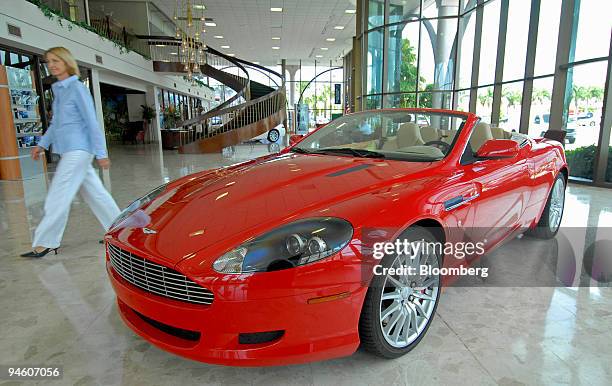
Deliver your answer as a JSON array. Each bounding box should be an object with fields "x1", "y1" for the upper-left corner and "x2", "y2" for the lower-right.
[{"x1": 1, "y1": 143, "x2": 612, "y2": 386}]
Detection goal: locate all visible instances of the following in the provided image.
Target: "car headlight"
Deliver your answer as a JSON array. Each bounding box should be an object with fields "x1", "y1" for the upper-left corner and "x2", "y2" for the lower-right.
[
  {"x1": 213, "y1": 217, "x2": 353, "y2": 274},
  {"x1": 109, "y1": 184, "x2": 167, "y2": 230}
]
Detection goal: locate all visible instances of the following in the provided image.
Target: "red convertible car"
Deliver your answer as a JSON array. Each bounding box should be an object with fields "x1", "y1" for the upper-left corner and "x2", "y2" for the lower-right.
[{"x1": 105, "y1": 108, "x2": 567, "y2": 366}]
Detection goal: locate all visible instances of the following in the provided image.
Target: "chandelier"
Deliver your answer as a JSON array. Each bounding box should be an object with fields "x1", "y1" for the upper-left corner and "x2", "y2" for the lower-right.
[{"x1": 174, "y1": 0, "x2": 207, "y2": 80}]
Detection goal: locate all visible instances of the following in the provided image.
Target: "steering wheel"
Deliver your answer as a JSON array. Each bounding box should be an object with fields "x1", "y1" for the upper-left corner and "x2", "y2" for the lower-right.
[{"x1": 424, "y1": 140, "x2": 451, "y2": 154}]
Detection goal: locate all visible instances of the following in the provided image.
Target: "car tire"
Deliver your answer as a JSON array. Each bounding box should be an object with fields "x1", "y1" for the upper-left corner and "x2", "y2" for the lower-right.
[
  {"x1": 527, "y1": 174, "x2": 565, "y2": 239},
  {"x1": 267, "y1": 129, "x2": 280, "y2": 143},
  {"x1": 359, "y1": 226, "x2": 442, "y2": 359},
  {"x1": 590, "y1": 121, "x2": 596, "y2": 127}
]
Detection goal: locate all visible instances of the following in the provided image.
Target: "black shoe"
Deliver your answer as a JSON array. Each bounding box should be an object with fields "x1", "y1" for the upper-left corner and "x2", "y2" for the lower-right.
[{"x1": 20, "y1": 248, "x2": 59, "y2": 258}]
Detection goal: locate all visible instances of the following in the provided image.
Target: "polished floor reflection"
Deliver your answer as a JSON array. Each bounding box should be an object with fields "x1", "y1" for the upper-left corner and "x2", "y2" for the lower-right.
[{"x1": 1, "y1": 143, "x2": 611, "y2": 385}]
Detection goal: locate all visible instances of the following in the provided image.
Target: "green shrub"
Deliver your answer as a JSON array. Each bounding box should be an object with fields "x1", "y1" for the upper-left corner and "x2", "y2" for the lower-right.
[{"x1": 565, "y1": 145, "x2": 612, "y2": 181}]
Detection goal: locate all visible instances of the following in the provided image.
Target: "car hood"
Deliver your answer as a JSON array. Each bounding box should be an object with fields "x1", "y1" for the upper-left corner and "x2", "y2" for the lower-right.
[{"x1": 109, "y1": 153, "x2": 435, "y2": 266}]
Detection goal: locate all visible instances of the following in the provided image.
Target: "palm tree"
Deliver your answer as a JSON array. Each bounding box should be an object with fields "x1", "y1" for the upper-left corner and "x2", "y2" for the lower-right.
[{"x1": 532, "y1": 88, "x2": 551, "y2": 105}]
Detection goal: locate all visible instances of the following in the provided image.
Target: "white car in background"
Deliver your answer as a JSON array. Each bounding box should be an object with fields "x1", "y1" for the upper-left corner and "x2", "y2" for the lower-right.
[{"x1": 252, "y1": 124, "x2": 286, "y2": 144}]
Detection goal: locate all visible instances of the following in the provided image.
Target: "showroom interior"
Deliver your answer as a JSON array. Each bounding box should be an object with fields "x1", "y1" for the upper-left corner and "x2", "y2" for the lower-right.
[{"x1": 0, "y1": 0, "x2": 611, "y2": 384}]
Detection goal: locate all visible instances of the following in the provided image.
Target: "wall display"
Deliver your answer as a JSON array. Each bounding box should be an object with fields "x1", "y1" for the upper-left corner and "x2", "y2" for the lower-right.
[{"x1": 0, "y1": 65, "x2": 45, "y2": 180}]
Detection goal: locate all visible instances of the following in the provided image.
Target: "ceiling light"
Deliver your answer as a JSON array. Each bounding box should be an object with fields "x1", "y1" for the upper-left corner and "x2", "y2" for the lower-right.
[
  {"x1": 169, "y1": 52, "x2": 178, "y2": 55},
  {"x1": 253, "y1": 61, "x2": 260, "y2": 64},
  {"x1": 155, "y1": 44, "x2": 165, "y2": 47},
  {"x1": 227, "y1": 53, "x2": 235, "y2": 57},
  {"x1": 345, "y1": 9, "x2": 356, "y2": 14},
  {"x1": 221, "y1": 45, "x2": 230, "y2": 48},
  {"x1": 334, "y1": 26, "x2": 345, "y2": 30},
  {"x1": 272, "y1": 37, "x2": 281, "y2": 40},
  {"x1": 321, "y1": 47, "x2": 329, "y2": 50},
  {"x1": 270, "y1": 7, "x2": 283, "y2": 12},
  {"x1": 315, "y1": 55, "x2": 323, "y2": 58},
  {"x1": 214, "y1": 35, "x2": 224, "y2": 39},
  {"x1": 204, "y1": 22, "x2": 216, "y2": 27},
  {"x1": 272, "y1": 46, "x2": 280, "y2": 50},
  {"x1": 193, "y1": 4, "x2": 205, "y2": 10},
  {"x1": 326, "y1": 38, "x2": 336, "y2": 42}
]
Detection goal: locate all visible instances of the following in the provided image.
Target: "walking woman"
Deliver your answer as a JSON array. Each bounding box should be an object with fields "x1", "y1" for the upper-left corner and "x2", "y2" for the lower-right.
[{"x1": 21, "y1": 47, "x2": 120, "y2": 258}]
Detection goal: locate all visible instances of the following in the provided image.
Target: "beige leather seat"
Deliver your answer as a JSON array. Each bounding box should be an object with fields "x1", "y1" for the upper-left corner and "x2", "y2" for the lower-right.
[
  {"x1": 420, "y1": 126, "x2": 439, "y2": 143},
  {"x1": 469, "y1": 122, "x2": 493, "y2": 152},
  {"x1": 491, "y1": 126, "x2": 511, "y2": 140},
  {"x1": 397, "y1": 122, "x2": 425, "y2": 148}
]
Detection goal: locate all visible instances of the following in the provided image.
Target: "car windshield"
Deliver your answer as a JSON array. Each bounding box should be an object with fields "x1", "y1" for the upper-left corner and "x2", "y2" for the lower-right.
[{"x1": 293, "y1": 110, "x2": 468, "y2": 161}]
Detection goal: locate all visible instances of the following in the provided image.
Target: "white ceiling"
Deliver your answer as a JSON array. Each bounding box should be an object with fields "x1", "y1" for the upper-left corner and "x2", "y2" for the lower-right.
[{"x1": 150, "y1": 0, "x2": 357, "y2": 65}]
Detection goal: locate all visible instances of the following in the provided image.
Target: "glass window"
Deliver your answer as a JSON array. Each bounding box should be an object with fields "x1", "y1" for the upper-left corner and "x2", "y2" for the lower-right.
[
  {"x1": 420, "y1": 17, "x2": 457, "y2": 92},
  {"x1": 607, "y1": 125, "x2": 612, "y2": 183},
  {"x1": 503, "y1": 0, "x2": 530, "y2": 81},
  {"x1": 565, "y1": 61, "x2": 607, "y2": 181},
  {"x1": 386, "y1": 22, "x2": 420, "y2": 93},
  {"x1": 455, "y1": 90, "x2": 471, "y2": 112},
  {"x1": 384, "y1": 93, "x2": 417, "y2": 108},
  {"x1": 419, "y1": 91, "x2": 451, "y2": 109},
  {"x1": 528, "y1": 76, "x2": 554, "y2": 138},
  {"x1": 475, "y1": 86, "x2": 494, "y2": 123},
  {"x1": 367, "y1": 30, "x2": 384, "y2": 95},
  {"x1": 498, "y1": 82, "x2": 523, "y2": 132},
  {"x1": 389, "y1": 0, "x2": 420, "y2": 24},
  {"x1": 478, "y1": 0, "x2": 501, "y2": 86},
  {"x1": 365, "y1": 95, "x2": 382, "y2": 110},
  {"x1": 574, "y1": 0, "x2": 612, "y2": 62},
  {"x1": 457, "y1": 10, "x2": 476, "y2": 89},
  {"x1": 534, "y1": 0, "x2": 562, "y2": 76},
  {"x1": 368, "y1": 0, "x2": 385, "y2": 29}
]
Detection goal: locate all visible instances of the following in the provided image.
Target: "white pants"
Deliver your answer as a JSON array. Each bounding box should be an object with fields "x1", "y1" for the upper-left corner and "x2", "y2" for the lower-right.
[{"x1": 32, "y1": 150, "x2": 121, "y2": 249}]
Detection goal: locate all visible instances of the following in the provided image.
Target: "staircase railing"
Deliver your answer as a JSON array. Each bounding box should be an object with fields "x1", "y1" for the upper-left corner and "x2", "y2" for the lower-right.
[{"x1": 139, "y1": 36, "x2": 286, "y2": 151}]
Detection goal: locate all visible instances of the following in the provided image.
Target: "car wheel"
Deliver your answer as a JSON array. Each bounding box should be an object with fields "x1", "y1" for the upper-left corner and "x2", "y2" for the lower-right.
[
  {"x1": 527, "y1": 174, "x2": 565, "y2": 239},
  {"x1": 359, "y1": 227, "x2": 442, "y2": 358},
  {"x1": 267, "y1": 129, "x2": 280, "y2": 143},
  {"x1": 590, "y1": 121, "x2": 596, "y2": 127}
]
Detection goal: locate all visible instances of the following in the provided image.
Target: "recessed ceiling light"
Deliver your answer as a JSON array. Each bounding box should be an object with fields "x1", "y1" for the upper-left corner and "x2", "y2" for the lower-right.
[
  {"x1": 227, "y1": 53, "x2": 235, "y2": 57},
  {"x1": 326, "y1": 38, "x2": 336, "y2": 42},
  {"x1": 253, "y1": 61, "x2": 260, "y2": 64},
  {"x1": 272, "y1": 46, "x2": 280, "y2": 50},
  {"x1": 169, "y1": 52, "x2": 178, "y2": 55},
  {"x1": 214, "y1": 35, "x2": 224, "y2": 39},
  {"x1": 334, "y1": 26, "x2": 345, "y2": 30},
  {"x1": 345, "y1": 9, "x2": 356, "y2": 14},
  {"x1": 221, "y1": 45, "x2": 230, "y2": 48},
  {"x1": 204, "y1": 22, "x2": 216, "y2": 27},
  {"x1": 315, "y1": 55, "x2": 323, "y2": 58},
  {"x1": 193, "y1": 4, "x2": 206, "y2": 10},
  {"x1": 321, "y1": 47, "x2": 329, "y2": 50},
  {"x1": 272, "y1": 37, "x2": 281, "y2": 40},
  {"x1": 270, "y1": 7, "x2": 283, "y2": 12}
]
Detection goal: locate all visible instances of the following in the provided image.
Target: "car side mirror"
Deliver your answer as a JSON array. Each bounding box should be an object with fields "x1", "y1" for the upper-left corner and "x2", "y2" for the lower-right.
[
  {"x1": 476, "y1": 139, "x2": 520, "y2": 159},
  {"x1": 289, "y1": 134, "x2": 304, "y2": 146}
]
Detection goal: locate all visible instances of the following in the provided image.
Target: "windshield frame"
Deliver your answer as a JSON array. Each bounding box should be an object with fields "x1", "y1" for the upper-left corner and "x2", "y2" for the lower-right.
[{"x1": 292, "y1": 109, "x2": 470, "y2": 162}]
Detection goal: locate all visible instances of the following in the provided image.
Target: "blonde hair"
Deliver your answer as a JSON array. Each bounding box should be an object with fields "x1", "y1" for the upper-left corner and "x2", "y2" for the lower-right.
[{"x1": 45, "y1": 47, "x2": 80, "y2": 77}]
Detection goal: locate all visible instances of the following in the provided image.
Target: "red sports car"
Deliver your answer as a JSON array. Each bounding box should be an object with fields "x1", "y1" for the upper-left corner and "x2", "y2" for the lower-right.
[{"x1": 105, "y1": 108, "x2": 567, "y2": 366}]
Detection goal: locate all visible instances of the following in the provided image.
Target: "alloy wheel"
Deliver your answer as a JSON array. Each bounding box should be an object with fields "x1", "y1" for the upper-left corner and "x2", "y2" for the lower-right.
[{"x1": 379, "y1": 242, "x2": 440, "y2": 348}]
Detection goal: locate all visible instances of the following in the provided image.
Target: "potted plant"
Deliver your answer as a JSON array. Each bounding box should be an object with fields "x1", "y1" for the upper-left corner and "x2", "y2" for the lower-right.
[
  {"x1": 163, "y1": 105, "x2": 181, "y2": 130},
  {"x1": 140, "y1": 104, "x2": 156, "y2": 143}
]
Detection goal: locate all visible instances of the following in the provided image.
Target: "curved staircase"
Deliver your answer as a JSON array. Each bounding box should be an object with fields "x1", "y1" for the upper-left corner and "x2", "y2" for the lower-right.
[{"x1": 144, "y1": 37, "x2": 287, "y2": 153}]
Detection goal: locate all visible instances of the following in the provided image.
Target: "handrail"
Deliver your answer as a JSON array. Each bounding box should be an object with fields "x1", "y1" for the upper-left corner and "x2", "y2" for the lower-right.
[{"x1": 138, "y1": 35, "x2": 286, "y2": 148}]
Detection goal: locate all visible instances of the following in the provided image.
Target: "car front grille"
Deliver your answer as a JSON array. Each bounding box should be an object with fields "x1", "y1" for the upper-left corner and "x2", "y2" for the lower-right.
[{"x1": 107, "y1": 243, "x2": 214, "y2": 305}]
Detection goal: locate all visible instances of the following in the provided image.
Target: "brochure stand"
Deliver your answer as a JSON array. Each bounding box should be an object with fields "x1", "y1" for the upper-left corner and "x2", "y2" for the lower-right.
[{"x1": 0, "y1": 65, "x2": 46, "y2": 180}]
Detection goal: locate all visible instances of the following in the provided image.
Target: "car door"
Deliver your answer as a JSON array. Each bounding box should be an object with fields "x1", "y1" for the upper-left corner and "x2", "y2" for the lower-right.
[{"x1": 456, "y1": 144, "x2": 532, "y2": 251}]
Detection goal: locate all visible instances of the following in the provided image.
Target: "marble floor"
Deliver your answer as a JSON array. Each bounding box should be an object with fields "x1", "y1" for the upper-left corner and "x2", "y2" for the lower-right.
[{"x1": 1, "y1": 143, "x2": 612, "y2": 386}]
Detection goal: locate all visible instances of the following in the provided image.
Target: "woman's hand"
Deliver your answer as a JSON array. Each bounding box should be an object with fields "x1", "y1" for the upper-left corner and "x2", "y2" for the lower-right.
[
  {"x1": 97, "y1": 158, "x2": 111, "y2": 169},
  {"x1": 30, "y1": 146, "x2": 44, "y2": 160}
]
